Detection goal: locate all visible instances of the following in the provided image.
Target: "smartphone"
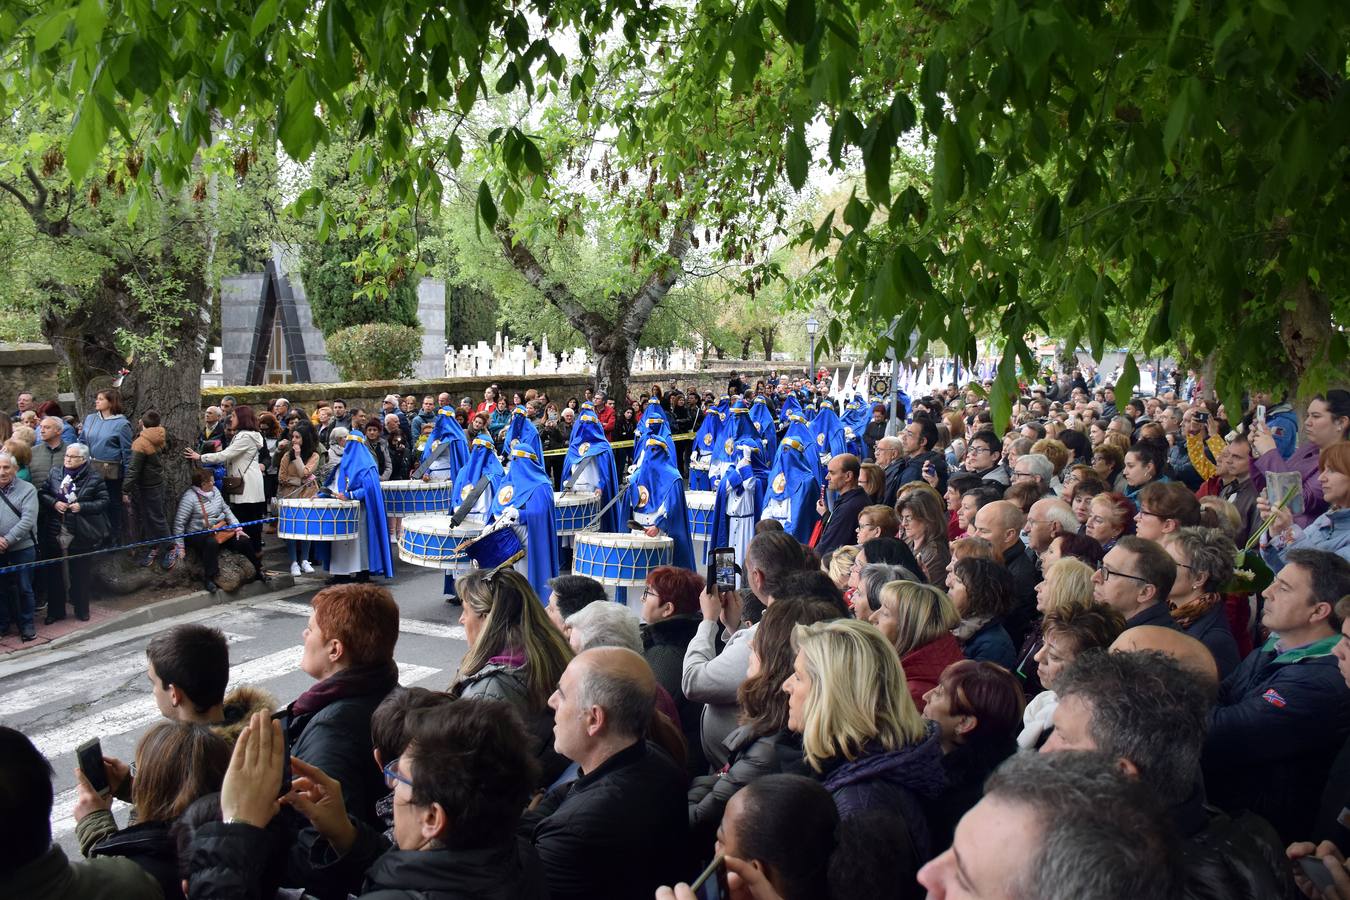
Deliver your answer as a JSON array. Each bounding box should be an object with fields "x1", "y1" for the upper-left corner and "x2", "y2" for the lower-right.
[
  {"x1": 1195, "y1": 412, "x2": 1209, "y2": 423},
  {"x1": 1255, "y1": 404, "x2": 1267, "y2": 425},
  {"x1": 1297, "y1": 856, "x2": 1338, "y2": 892},
  {"x1": 691, "y1": 854, "x2": 729, "y2": 900},
  {"x1": 76, "y1": 737, "x2": 111, "y2": 798},
  {"x1": 274, "y1": 712, "x2": 293, "y2": 796},
  {"x1": 709, "y1": 546, "x2": 737, "y2": 592}
]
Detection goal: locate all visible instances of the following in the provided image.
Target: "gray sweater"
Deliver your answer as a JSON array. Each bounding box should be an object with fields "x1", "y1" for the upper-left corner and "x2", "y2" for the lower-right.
[{"x1": 0, "y1": 478, "x2": 39, "y2": 552}]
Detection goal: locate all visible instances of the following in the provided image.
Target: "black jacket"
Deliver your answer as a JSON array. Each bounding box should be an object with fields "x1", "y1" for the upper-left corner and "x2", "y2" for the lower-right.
[
  {"x1": 815, "y1": 487, "x2": 868, "y2": 555},
  {"x1": 39, "y1": 464, "x2": 109, "y2": 549},
  {"x1": 1126, "y1": 601, "x2": 1182, "y2": 632},
  {"x1": 999, "y1": 543, "x2": 1041, "y2": 647},
  {"x1": 187, "y1": 819, "x2": 548, "y2": 900},
  {"x1": 642, "y1": 615, "x2": 704, "y2": 775},
  {"x1": 898, "y1": 450, "x2": 948, "y2": 496},
  {"x1": 922, "y1": 739, "x2": 1016, "y2": 854},
  {"x1": 523, "y1": 740, "x2": 689, "y2": 900},
  {"x1": 1170, "y1": 786, "x2": 1300, "y2": 900},
  {"x1": 90, "y1": 819, "x2": 182, "y2": 900}
]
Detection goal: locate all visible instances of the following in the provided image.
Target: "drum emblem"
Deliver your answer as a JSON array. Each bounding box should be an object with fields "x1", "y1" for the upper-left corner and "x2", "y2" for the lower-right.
[
  {"x1": 461, "y1": 484, "x2": 473, "y2": 500},
  {"x1": 773, "y1": 472, "x2": 787, "y2": 494},
  {"x1": 724, "y1": 438, "x2": 734, "y2": 455},
  {"x1": 498, "y1": 485, "x2": 514, "y2": 505},
  {"x1": 816, "y1": 433, "x2": 825, "y2": 447},
  {"x1": 578, "y1": 442, "x2": 590, "y2": 456},
  {"x1": 637, "y1": 485, "x2": 650, "y2": 508},
  {"x1": 703, "y1": 433, "x2": 712, "y2": 446}
]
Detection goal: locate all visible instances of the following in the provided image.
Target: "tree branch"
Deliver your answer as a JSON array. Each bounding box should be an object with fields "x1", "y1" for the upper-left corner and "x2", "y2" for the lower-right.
[
  {"x1": 622, "y1": 213, "x2": 694, "y2": 341},
  {"x1": 494, "y1": 219, "x2": 614, "y2": 347}
]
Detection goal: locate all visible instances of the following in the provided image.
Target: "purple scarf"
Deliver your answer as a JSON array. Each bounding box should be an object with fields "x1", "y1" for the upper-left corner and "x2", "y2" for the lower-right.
[{"x1": 291, "y1": 659, "x2": 399, "y2": 717}]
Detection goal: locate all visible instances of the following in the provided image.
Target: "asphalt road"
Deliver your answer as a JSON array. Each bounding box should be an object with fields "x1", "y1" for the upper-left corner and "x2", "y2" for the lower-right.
[{"x1": 0, "y1": 564, "x2": 467, "y2": 858}]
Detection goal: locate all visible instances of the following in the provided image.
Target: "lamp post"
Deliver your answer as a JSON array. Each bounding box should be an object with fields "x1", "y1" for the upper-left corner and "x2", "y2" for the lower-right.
[{"x1": 805, "y1": 315, "x2": 820, "y2": 384}]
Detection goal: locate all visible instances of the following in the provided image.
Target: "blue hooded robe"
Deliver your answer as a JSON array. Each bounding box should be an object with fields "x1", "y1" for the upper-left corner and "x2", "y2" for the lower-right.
[
  {"x1": 749, "y1": 395, "x2": 779, "y2": 460},
  {"x1": 623, "y1": 437, "x2": 695, "y2": 572},
  {"x1": 762, "y1": 421, "x2": 822, "y2": 543},
  {"x1": 709, "y1": 397, "x2": 750, "y2": 490},
  {"x1": 633, "y1": 399, "x2": 679, "y2": 468},
  {"x1": 561, "y1": 410, "x2": 621, "y2": 533},
  {"x1": 841, "y1": 395, "x2": 868, "y2": 459},
  {"x1": 419, "y1": 408, "x2": 469, "y2": 481},
  {"x1": 709, "y1": 429, "x2": 768, "y2": 575},
  {"x1": 487, "y1": 445, "x2": 559, "y2": 603},
  {"x1": 327, "y1": 434, "x2": 395, "y2": 579},
  {"x1": 443, "y1": 433, "x2": 507, "y2": 597},
  {"x1": 689, "y1": 406, "x2": 724, "y2": 491},
  {"x1": 504, "y1": 406, "x2": 545, "y2": 461},
  {"x1": 810, "y1": 401, "x2": 850, "y2": 482}
]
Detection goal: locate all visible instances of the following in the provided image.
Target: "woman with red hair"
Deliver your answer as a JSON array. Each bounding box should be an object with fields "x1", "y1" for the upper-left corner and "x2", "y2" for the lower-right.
[{"x1": 640, "y1": 565, "x2": 706, "y2": 770}]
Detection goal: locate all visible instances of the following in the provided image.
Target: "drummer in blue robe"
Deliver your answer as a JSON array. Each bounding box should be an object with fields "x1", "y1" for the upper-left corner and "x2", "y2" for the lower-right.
[
  {"x1": 504, "y1": 405, "x2": 545, "y2": 460},
  {"x1": 418, "y1": 408, "x2": 469, "y2": 482},
  {"x1": 632, "y1": 399, "x2": 679, "y2": 470},
  {"x1": 325, "y1": 433, "x2": 396, "y2": 583},
  {"x1": 750, "y1": 394, "x2": 778, "y2": 460},
  {"x1": 623, "y1": 437, "x2": 695, "y2": 572},
  {"x1": 708, "y1": 396, "x2": 742, "y2": 489},
  {"x1": 709, "y1": 427, "x2": 768, "y2": 579},
  {"x1": 487, "y1": 445, "x2": 559, "y2": 603},
  {"x1": 561, "y1": 409, "x2": 621, "y2": 532},
  {"x1": 688, "y1": 405, "x2": 724, "y2": 491},
  {"x1": 761, "y1": 419, "x2": 821, "y2": 543},
  {"x1": 810, "y1": 399, "x2": 850, "y2": 483},
  {"x1": 440, "y1": 433, "x2": 506, "y2": 600},
  {"x1": 841, "y1": 394, "x2": 868, "y2": 459}
]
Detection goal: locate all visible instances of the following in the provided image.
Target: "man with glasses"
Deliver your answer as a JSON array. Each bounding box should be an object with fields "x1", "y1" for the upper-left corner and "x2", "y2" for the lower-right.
[
  {"x1": 875, "y1": 435, "x2": 906, "y2": 507},
  {"x1": 1012, "y1": 453, "x2": 1054, "y2": 494},
  {"x1": 963, "y1": 429, "x2": 1010, "y2": 486},
  {"x1": 1092, "y1": 536, "x2": 1180, "y2": 631}
]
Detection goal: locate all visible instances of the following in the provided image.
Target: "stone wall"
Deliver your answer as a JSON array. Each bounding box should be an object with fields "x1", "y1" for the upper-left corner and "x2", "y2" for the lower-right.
[
  {"x1": 0, "y1": 343, "x2": 61, "y2": 408},
  {"x1": 201, "y1": 362, "x2": 797, "y2": 413}
]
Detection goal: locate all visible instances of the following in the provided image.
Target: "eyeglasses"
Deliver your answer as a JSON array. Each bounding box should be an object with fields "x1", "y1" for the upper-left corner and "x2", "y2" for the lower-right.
[
  {"x1": 383, "y1": 758, "x2": 413, "y2": 790},
  {"x1": 1012, "y1": 471, "x2": 1036, "y2": 481},
  {"x1": 856, "y1": 522, "x2": 879, "y2": 532},
  {"x1": 968, "y1": 446, "x2": 992, "y2": 456},
  {"x1": 1136, "y1": 508, "x2": 1163, "y2": 519},
  {"x1": 640, "y1": 588, "x2": 660, "y2": 603},
  {"x1": 1096, "y1": 561, "x2": 1150, "y2": 584}
]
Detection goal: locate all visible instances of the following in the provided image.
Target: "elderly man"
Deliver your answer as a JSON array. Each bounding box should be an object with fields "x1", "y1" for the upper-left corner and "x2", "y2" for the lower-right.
[
  {"x1": 1011, "y1": 452, "x2": 1055, "y2": 495},
  {"x1": 200, "y1": 406, "x2": 226, "y2": 451},
  {"x1": 527, "y1": 647, "x2": 688, "y2": 900},
  {"x1": 1091, "y1": 536, "x2": 1179, "y2": 631},
  {"x1": 11, "y1": 390, "x2": 34, "y2": 422},
  {"x1": 381, "y1": 393, "x2": 411, "y2": 442},
  {"x1": 32, "y1": 416, "x2": 66, "y2": 489},
  {"x1": 875, "y1": 435, "x2": 905, "y2": 507},
  {"x1": 1023, "y1": 497, "x2": 1079, "y2": 559},
  {"x1": 971, "y1": 500, "x2": 1039, "y2": 644},
  {"x1": 0, "y1": 451, "x2": 39, "y2": 640}
]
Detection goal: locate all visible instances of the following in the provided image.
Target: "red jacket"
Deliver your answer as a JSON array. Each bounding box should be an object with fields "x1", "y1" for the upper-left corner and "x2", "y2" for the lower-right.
[
  {"x1": 901, "y1": 633, "x2": 965, "y2": 710},
  {"x1": 597, "y1": 404, "x2": 616, "y2": 438}
]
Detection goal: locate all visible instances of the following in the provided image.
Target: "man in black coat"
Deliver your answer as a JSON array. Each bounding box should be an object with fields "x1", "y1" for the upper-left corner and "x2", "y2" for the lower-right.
[
  {"x1": 523, "y1": 647, "x2": 689, "y2": 900},
  {"x1": 813, "y1": 454, "x2": 868, "y2": 556},
  {"x1": 896, "y1": 418, "x2": 949, "y2": 496},
  {"x1": 970, "y1": 500, "x2": 1040, "y2": 646}
]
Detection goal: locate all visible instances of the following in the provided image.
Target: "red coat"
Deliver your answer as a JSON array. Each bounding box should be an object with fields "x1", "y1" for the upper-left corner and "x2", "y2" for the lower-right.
[
  {"x1": 597, "y1": 404, "x2": 617, "y2": 438},
  {"x1": 901, "y1": 633, "x2": 965, "y2": 710}
]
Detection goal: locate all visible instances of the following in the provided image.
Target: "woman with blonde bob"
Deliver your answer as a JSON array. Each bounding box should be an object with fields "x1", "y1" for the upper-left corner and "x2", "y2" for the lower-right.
[
  {"x1": 824, "y1": 544, "x2": 860, "y2": 592},
  {"x1": 450, "y1": 568, "x2": 573, "y2": 786},
  {"x1": 870, "y1": 580, "x2": 963, "y2": 711},
  {"x1": 783, "y1": 618, "x2": 946, "y2": 861},
  {"x1": 1014, "y1": 557, "x2": 1096, "y2": 698}
]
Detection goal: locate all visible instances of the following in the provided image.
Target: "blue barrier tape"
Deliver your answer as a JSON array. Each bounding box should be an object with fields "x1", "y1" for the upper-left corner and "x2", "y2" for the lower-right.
[{"x1": 0, "y1": 517, "x2": 278, "y2": 576}]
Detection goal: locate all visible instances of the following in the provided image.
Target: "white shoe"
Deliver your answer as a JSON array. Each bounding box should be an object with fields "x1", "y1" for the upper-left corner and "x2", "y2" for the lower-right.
[
  {"x1": 290, "y1": 562, "x2": 302, "y2": 576},
  {"x1": 300, "y1": 560, "x2": 314, "y2": 574}
]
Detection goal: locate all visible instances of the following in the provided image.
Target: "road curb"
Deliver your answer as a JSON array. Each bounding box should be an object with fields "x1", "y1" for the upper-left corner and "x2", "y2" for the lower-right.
[{"x1": 0, "y1": 574, "x2": 315, "y2": 665}]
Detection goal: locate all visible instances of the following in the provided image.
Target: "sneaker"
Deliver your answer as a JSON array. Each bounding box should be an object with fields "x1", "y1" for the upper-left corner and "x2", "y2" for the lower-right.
[
  {"x1": 137, "y1": 549, "x2": 157, "y2": 567},
  {"x1": 162, "y1": 545, "x2": 183, "y2": 571},
  {"x1": 300, "y1": 560, "x2": 314, "y2": 574},
  {"x1": 290, "y1": 562, "x2": 302, "y2": 576}
]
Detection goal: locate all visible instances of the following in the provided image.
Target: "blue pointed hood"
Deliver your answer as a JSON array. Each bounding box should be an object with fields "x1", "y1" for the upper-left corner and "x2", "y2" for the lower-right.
[
  {"x1": 504, "y1": 406, "x2": 544, "y2": 460},
  {"x1": 750, "y1": 395, "x2": 778, "y2": 459},
  {"x1": 420, "y1": 407, "x2": 469, "y2": 470},
  {"x1": 451, "y1": 433, "x2": 505, "y2": 504},
  {"x1": 562, "y1": 409, "x2": 611, "y2": 475}
]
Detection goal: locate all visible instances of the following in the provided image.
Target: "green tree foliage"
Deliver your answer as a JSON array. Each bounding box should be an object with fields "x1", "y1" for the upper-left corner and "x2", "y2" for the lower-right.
[
  {"x1": 300, "y1": 234, "x2": 420, "y2": 337},
  {"x1": 326, "y1": 322, "x2": 422, "y2": 381}
]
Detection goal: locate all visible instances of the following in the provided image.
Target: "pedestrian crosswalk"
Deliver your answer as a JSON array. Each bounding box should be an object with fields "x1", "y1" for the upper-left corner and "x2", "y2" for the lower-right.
[{"x1": 0, "y1": 596, "x2": 463, "y2": 851}]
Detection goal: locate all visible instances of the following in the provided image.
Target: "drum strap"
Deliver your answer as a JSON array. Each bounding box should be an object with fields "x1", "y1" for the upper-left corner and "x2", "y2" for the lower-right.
[
  {"x1": 451, "y1": 476, "x2": 491, "y2": 526},
  {"x1": 562, "y1": 454, "x2": 597, "y2": 492},
  {"x1": 410, "y1": 439, "x2": 451, "y2": 479},
  {"x1": 587, "y1": 470, "x2": 636, "y2": 530}
]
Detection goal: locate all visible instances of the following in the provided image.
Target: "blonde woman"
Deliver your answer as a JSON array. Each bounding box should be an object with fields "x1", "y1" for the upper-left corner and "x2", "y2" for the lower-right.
[
  {"x1": 870, "y1": 580, "x2": 963, "y2": 711},
  {"x1": 450, "y1": 568, "x2": 574, "y2": 787},
  {"x1": 898, "y1": 489, "x2": 951, "y2": 584},
  {"x1": 824, "y1": 544, "x2": 859, "y2": 592},
  {"x1": 783, "y1": 618, "x2": 944, "y2": 859},
  {"x1": 1014, "y1": 558, "x2": 1096, "y2": 697}
]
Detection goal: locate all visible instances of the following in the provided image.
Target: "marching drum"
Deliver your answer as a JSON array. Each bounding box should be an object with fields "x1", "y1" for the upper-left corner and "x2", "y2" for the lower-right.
[
  {"x1": 381, "y1": 479, "x2": 453, "y2": 518},
  {"x1": 398, "y1": 516, "x2": 483, "y2": 572},
  {"x1": 686, "y1": 490, "x2": 717, "y2": 539},
  {"x1": 573, "y1": 532, "x2": 673, "y2": 587},
  {"x1": 554, "y1": 491, "x2": 601, "y2": 536},
  {"x1": 277, "y1": 498, "x2": 359, "y2": 541}
]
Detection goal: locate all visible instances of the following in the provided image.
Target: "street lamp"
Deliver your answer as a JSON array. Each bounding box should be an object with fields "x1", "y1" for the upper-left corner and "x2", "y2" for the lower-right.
[{"x1": 805, "y1": 315, "x2": 820, "y2": 381}]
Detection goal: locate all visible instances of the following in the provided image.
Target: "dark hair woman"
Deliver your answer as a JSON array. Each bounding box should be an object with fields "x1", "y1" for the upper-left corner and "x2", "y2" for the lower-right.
[
  {"x1": 80, "y1": 387, "x2": 133, "y2": 543},
  {"x1": 945, "y1": 558, "x2": 1016, "y2": 668},
  {"x1": 185, "y1": 404, "x2": 266, "y2": 554}
]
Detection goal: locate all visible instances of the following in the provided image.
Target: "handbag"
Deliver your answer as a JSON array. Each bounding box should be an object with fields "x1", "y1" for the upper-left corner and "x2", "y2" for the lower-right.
[
  {"x1": 197, "y1": 492, "x2": 234, "y2": 545},
  {"x1": 90, "y1": 458, "x2": 120, "y2": 480},
  {"x1": 221, "y1": 444, "x2": 258, "y2": 495}
]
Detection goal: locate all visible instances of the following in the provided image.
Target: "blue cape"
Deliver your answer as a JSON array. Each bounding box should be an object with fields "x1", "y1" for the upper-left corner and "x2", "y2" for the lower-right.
[
  {"x1": 810, "y1": 401, "x2": 850, "y2": 481},
  {"x1": 765, "y1": 421, "x2": 821, "y2": 543},
  {"x1": 634, "y1": 399, "x2": 678, "y2": 468},
  {"x1": 488, "y1": 445, "x2": 559, "y2": 603},
  {"x1": 750, "y1": 395, "x2": 778, "y2": 460},
  {"x1": 504, "y1": 406, "x2": 545, "y2": 460},
  {"x1": 561, "y1": 411, "x2": 621, "y2": 532},
  {"x1": 420, "y1": 408, "x2": 469, "y2": 473},
  {"x1": 623, "y1": 437, "x2": 695, "y2": 571},
  {"x1": 841, "y1": 395, "x2": 868, "y2": 458},
  {"x1": 689, "y1": 407, "x2": 724, "y2": 491},
  {"x1": 330, "y1": 434, "x2": 395, "y2": 578},
  {"x1": 451, "y1": 434, "x2": 506, "y2": 511},
  {"x1": 710, "y1": 432, "x2": 769, "y2": 557},
  {"x1": 779, "y1": 394, "x2": 803, "y2": 424}
]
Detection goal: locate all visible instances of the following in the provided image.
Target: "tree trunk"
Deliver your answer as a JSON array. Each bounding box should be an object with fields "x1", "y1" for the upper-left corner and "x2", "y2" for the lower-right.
[
  {"x1": 739, "y1": 336, "x2": 752, "y2": 360},
  {"x1": 760, "y1": 327, "x2": 775, "y2": 361},
  {"x1": 1278, "y1": 279, "x2": 1329, "y2": 419},
  {"x1": 593, "y1": 337, "x2": 635, "y2": 404}
]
